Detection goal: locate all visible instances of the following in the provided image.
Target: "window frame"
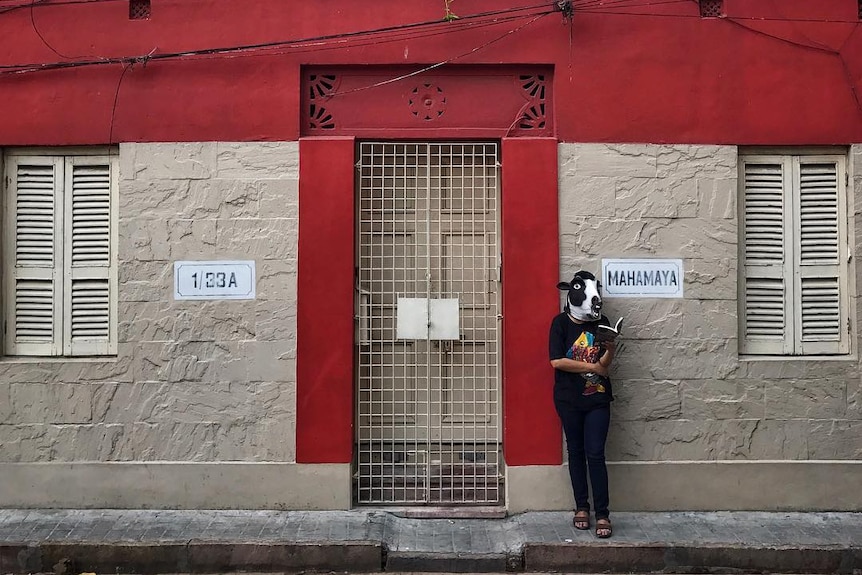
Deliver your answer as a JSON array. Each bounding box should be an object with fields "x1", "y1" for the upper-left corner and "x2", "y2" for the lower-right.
[
  {"x1": 2, "y1": 147, "x2": 119, "y2": 358},
  {"x1": 738, "y1": 147, "x2": 853, "y2": 358}
]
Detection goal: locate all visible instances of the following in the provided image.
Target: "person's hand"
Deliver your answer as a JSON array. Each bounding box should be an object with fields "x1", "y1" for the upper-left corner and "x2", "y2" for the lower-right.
[{"x1": 603, "y1": 340, "x2": 617, "y2": 354}]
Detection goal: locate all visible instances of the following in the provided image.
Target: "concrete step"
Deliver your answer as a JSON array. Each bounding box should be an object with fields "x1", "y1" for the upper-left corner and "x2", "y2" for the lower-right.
[{"x1": 1, "y1": 509, "x2": 860, "y2": 574}]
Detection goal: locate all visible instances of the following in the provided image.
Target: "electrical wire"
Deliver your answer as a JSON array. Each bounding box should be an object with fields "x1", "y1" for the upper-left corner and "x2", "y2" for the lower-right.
[
  {"x1": 3, "y1": 0, "x2": 858, "y2": 23},
  {"x1": 573, "y1": 6, "x2": 856, "y2": 54},
  {"x1": 574, "y1": 7, "x2": 862, "y2": 24},
  {"x1": 573, "y1": 0, "x2": 692, "y2": 10},
  {"x1": 572, "y1": 0, "x2": 859, "y2": 58},
  {"x1": 839, "y1": 22, "x2": 860, "y2": 52},
  {"x1": 756, "y1": 0, "x2": 838, "y2": 53},
  {"x1": 330, "y1": 11, "x2": 551, "y2": 97},
  {"x1": 98, "y1": 10, "x2": 550, "y2": 141},
  {"x1": 0, "y1": 0, "x2": 550, "y2": 14},
  {"x1": 839, "y1": 56, "x2": 862, "y2": 118},
  {"x1": 0, "y1": 3, "x2": 554, "y2": 74},
  {"x1": 0, "y1": 0, "x2": 152, "y2": 13},
  {"x1": 1, "y1": 18, "x2": 550, "y2": 75},
  {"x1": 187, "y1": 11, "x2": 548, "y2": 62},
  {"x1": 722, "y1": 17, "x2": 841, "y2": 55},
  {"x1": 0, "y1": 0, "x2": 44, "y2": 14},
  {"x1": 107, "y1": 61, "x2": 131, "y2": 144},
  {"x1": 0, "y1": 0, "x2": 676, "y2": 8},
  {"x1": 248, "y1": 8, "x2": 550, "y2": 53},
  {"x1": 29, "y1": 0, "x2": 78, "y2": 58}
]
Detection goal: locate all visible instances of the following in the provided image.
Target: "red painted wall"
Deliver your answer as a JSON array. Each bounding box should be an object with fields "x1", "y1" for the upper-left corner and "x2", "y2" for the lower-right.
[
  {"x1": 501, "y1": 138, "x2": 562, "y2": 465},
  {"x1": 296, "y1": 137, "x2": 355, "y2": 463},
  {"x1": 1, "y1": 0, "x2": 861, "y2": 145}
]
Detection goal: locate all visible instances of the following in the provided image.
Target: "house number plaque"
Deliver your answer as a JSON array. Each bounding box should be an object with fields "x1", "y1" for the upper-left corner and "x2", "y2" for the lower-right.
[{"x1": 174, "y1": 260, "x2": 256, "y2": 300}]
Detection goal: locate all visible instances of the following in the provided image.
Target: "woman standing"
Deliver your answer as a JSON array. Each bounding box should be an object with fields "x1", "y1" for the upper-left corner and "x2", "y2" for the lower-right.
[{"x1": 549, "y1": 271, "x2": 616, "y2": 539}]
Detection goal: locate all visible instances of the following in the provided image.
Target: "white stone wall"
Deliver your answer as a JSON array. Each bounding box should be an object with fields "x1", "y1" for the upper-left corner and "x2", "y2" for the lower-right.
[
  {"x1": 0, "y1": 142, "x2": 299, "y2": 463},
  {"x1": 559, "y1": 143, "x2": 862, "y2": 462}
]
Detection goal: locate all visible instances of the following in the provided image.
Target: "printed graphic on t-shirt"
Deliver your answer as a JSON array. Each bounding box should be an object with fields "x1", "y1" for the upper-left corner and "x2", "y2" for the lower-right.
[{"x1": 567, "y1": 332, "x2": 606, "y2": 396}]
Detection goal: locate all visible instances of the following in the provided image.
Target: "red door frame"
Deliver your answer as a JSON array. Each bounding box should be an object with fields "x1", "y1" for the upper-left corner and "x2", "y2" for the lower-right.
[{"x1": 296, "y1": 136, "x2": 562, "y2": 468}]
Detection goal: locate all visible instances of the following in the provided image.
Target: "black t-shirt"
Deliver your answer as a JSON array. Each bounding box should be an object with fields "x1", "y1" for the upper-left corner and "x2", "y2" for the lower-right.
[{"x1": 548, "y1": 312, "x2": 614, "y2": 409}]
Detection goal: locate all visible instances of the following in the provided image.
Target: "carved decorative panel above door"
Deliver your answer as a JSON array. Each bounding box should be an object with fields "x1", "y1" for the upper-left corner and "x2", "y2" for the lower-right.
[{"x1": 301, "y1": 65, "x2": 553, "y2": 138}]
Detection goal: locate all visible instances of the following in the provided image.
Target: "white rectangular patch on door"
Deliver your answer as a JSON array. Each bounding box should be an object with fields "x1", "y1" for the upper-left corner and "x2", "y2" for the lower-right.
[
  {"x1": 396, "y1": 298, "x2": 428, "y2": 340},
  {"x1": 430, "y1": 298, "x2": 460, "y2": 340},
  {"x1": 397, "y1": 297, "x2": 460, "y2": 340}
]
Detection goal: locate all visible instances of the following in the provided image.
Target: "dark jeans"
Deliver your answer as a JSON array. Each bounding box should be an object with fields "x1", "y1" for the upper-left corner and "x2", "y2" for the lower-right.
[{"x1": 555, "y1": 402, "x2": 611, "y2": 519}]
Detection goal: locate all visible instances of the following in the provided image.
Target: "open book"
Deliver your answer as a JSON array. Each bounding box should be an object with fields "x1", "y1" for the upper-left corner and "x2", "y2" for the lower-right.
[{"x1": 595, "y1": 316, "x2": 624, "y2": 343}]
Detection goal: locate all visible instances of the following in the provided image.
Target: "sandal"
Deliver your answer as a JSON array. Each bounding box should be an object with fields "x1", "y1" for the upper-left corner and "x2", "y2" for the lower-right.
[
  {"x1": 573, "y1": 509, "x2": 590, "y2": 530},
  {"x1": 595, "y1": 517, "x2": 612, "y2": 538}
]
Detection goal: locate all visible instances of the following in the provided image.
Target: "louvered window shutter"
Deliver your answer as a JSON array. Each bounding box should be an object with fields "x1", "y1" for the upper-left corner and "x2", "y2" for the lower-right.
[
  {"x1": 793, "y1": 155, "x2": 849, "y2": 354},
  {"x1": 4, "y1": 156, "x2": 64, "y2": 355},
  {"x1": 740, "y1": 157, "x2": 793, "y2": 354},
  {"x1": 63, "y1": 156, "x2": 118, "y2": 356}
]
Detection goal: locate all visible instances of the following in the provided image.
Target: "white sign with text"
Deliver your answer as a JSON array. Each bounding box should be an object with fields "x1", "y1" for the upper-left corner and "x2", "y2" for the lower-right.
[
  {"x1": 174, "y1": 260, "x2": 256, "y2": 300},
  {"x1": 601, "y1": 258, "x2": 683, "y2": 298}
]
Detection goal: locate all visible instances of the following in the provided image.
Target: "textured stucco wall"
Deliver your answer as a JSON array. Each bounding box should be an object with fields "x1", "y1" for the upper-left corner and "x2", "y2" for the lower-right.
[
  {"x1": 3, "y1": 141, "x2": 861, "y2": 510},
  {"x1": 558, "y1": 143, "x2": 861, "y2": 463},
  {"x1": 0, "y1": 142, "x2": 299, "y2": 464}
]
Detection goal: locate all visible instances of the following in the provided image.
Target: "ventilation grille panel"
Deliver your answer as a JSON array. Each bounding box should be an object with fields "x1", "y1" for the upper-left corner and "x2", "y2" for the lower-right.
[
  {"x1": 129, "y1": 0, "x2": 150, "y2": 20},
  {"x1": 700, "y1": 0, "x2": 723, "y2": 17}
]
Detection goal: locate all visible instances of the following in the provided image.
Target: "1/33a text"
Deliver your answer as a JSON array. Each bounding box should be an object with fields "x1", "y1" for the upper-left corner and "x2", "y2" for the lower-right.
[{"x1": 190, "y1": 271, "x2": 238, "y2": 289}]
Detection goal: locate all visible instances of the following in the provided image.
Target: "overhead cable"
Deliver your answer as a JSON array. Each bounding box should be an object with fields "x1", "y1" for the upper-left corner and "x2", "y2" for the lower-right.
[{"x1": 1, "y1": 3, "x2": 553, "y2": 74}]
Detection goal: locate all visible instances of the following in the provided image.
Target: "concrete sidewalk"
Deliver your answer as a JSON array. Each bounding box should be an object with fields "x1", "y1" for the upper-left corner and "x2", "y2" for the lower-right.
[{"x1": 1, "y1": 509, "x2": 861, "y2": 574}]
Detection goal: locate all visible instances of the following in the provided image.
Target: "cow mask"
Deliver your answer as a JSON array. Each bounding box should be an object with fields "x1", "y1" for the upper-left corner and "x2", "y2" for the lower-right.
[{"x1": 557, "y1": 271, "x2": 603, "y2": 322}]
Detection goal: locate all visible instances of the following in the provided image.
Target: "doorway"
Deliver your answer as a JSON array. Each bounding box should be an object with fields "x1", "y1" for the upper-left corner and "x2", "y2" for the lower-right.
[{"x1": 354, "y1": 142, "x2": 502, "y2": 505}]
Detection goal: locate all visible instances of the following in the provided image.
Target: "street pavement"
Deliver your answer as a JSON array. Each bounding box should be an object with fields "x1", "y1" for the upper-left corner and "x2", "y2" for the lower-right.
[{"x1": 1, "y1": 509, "x2": 861, "y2": 573}]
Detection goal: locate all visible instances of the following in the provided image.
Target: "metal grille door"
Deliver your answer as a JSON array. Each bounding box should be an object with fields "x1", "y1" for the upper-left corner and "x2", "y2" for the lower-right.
[{"x1": 355, "y1": 142, "x2": 501, "y2": 505}]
